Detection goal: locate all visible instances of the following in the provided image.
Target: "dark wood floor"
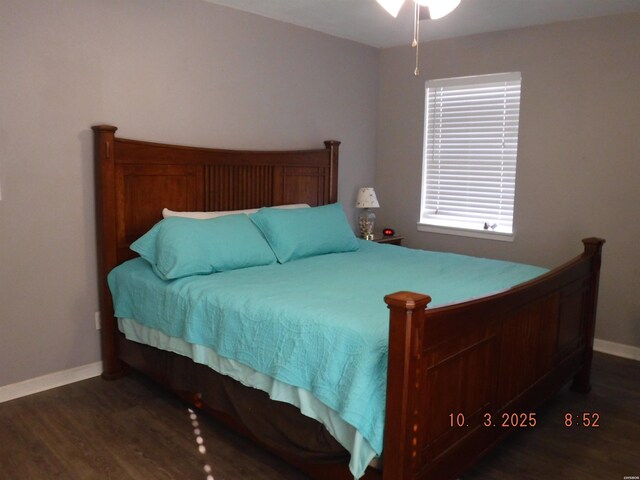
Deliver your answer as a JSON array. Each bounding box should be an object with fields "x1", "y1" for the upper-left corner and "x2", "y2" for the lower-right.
[{"x1": 0, "y1": 352, "x2": 638, "y2": 479}]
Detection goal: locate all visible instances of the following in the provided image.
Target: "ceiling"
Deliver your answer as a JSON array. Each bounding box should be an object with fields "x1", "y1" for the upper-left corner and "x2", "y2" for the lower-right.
[{"x1": 203, "y1": 0, "x2": 640, "y2": 48}]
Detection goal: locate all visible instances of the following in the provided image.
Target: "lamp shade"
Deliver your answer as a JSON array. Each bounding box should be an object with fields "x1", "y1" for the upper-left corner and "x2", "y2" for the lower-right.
[{"x1": 356, "y1": 188, "x2": 380, "y2": 209}]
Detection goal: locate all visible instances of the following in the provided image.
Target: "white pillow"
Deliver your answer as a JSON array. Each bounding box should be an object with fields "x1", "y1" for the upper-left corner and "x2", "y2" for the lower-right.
[{"x1": 162, "y1": 203, "x2": 309, "y2": 220}]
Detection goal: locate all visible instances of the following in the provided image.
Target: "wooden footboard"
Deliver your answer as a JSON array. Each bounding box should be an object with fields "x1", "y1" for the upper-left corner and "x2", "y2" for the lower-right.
[{"x1": 382, "y1": 238, "x2": 604, "y2": 480}]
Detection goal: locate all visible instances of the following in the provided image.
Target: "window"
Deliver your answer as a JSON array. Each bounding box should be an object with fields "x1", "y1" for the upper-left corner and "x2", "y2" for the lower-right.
[{"x1": 418, "y1": 72, "x2": 522, "y2": 240}]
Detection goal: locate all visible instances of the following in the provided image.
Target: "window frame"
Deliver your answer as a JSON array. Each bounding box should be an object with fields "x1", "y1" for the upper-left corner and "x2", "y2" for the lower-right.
[{"x1": 417, "y1": 72, "x2": 522, "y2": 242}]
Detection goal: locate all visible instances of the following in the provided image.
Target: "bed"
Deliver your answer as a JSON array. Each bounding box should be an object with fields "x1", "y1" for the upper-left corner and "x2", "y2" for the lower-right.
[{"x1": 93, "y1": 124, "x2": 604, "y2": 480}]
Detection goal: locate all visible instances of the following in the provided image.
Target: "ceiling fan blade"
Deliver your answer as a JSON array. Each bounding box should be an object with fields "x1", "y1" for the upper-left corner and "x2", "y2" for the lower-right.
[
  {"x1": 376, "y1": 0, "x2": 405, "y2": 18},
  {"x1": 418, "y1": 5, "x2": 429, "y2": 21},
  {"x1": 377, "y1": 0, "x2": 461, "y2": 20},
  {"x1": 417, "y1": 0, "x2": 461, "y2": 20}
]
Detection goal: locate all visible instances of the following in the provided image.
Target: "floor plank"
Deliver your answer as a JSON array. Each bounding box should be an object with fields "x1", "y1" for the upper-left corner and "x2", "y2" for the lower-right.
[{"x1": 0, "y1": 352, "x2": 638, "y2": 479}]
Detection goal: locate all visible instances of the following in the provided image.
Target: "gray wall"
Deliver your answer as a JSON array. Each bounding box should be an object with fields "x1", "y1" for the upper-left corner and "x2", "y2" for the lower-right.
[
  {"x1": 377, "y1": 14, "x2": 640, "y2": 348},
  {"x1": 0, "y1": 0, "x2": 378, "y2": 386},
  {"x1": 1, "y1": 3, "x2": 637, "y2": 389}
]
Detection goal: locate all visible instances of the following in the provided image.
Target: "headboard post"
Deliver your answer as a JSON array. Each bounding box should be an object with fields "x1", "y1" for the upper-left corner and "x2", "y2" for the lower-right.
[
  {"x1": 92, "y1": 124, "x2": 124, "y2": 379},
  {"x1": 324, "y1": 140, "x2": 340, "y2": 203}
]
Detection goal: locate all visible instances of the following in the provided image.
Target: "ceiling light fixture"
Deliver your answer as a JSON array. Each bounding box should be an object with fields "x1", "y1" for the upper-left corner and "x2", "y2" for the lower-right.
[{"x1": 377, "y1": 0, "x2": 461, "y2": 75}]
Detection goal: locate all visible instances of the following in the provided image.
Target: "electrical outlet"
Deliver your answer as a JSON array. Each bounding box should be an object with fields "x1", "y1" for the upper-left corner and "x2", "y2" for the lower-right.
[{"x1": 94, "y1": 311, "x2": 101, "y2": 330}]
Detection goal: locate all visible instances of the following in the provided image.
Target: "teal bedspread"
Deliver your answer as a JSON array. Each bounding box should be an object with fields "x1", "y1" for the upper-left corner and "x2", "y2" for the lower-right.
[{"x1": 108, "y1": 240, "x2": 547, "y2": 462}]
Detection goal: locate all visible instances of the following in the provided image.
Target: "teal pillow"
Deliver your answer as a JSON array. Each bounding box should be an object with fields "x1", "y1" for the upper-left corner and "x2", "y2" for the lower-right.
[
  {"x1": 250, "y1": 203, "x2": 359, "y2": 263},
  {"x1": 130, "y1": 214, "x2": 277, "y2": 280}
]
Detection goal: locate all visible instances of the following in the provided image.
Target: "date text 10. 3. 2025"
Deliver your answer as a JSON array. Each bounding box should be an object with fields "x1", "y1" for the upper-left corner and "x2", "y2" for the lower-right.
[{"x1": 449, "y1": 412, "x2": 601, "y2": 428}]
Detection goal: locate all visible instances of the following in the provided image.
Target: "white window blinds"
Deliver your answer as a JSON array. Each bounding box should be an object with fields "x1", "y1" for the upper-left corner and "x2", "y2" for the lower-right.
[{"x1": 420, "y1": 72, "x2": 522, "y2": 236}]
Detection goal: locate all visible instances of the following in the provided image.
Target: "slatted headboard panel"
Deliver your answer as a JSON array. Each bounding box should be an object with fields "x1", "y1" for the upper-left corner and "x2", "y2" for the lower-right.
[{"x1": 93, "y1": 125, "x2": 339, "y2": 374}]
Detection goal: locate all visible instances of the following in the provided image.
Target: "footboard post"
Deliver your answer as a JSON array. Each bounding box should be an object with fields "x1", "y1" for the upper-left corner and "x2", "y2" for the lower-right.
[
  {"x1": 383, "y1": 291, "x2": 431, "y2": 480},
  {"x1": 571, "y1": 237, "x2": 605, "y2": 393}
]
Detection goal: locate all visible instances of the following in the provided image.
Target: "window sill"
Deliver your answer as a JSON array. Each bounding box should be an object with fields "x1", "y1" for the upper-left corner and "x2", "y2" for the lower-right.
[{"x1": 417, "y1": 223, "x2": 515, "y2": 242}]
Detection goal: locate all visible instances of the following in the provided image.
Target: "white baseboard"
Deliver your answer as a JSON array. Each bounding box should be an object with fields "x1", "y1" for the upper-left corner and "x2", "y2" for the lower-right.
[
  {"x1": 0, "y1": 361, "x2": 102, "y2": 404},
  {"x1": 593, "y1": 338, "x2": 640, "y2": 361},
  {"x1": 0, "y1": 338, "x2": 637, "y2": 404}
]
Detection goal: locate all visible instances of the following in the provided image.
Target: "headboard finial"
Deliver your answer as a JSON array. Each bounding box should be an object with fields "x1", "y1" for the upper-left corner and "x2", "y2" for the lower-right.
[{"x1": 92, "y1": 124, "x2": 118, "y2": 133}]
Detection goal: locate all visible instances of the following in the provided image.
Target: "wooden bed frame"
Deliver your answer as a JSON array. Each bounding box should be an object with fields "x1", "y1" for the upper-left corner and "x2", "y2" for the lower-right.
[{"x1": 93, "y1": 124, "x2": 604, "y2": 480}]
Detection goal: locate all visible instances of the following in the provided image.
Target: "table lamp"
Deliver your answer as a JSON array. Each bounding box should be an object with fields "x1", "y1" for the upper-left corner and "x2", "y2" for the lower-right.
[{"x1": 356, "y1": 187, "x2": 380, "y2": 240}]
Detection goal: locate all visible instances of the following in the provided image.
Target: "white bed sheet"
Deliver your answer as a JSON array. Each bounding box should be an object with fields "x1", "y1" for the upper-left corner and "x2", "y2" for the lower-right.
[{"x1": 118, "y1": 317, "x2": 378, "y2": 478}]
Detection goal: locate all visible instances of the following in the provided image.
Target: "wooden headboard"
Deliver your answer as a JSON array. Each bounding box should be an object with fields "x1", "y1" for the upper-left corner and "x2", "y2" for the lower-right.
[
  {"x1": 93, "y1": 125, "x2": 339, "y2": 265},
  {"x1": 93, "y1": 124, "x2": 339, "y2": 374}
]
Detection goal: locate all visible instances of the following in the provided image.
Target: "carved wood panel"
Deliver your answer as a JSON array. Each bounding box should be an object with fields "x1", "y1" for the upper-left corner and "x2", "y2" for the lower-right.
[
  {"x1": 273, "y1": 167, "x2": 328, "y2": 206},
  {"x1": 556, "y1": 280, "x2": 588, "y2": 359},
  {"x1": 496, "y1": 295, "x2": 559, "y2": 405},
  {"x1": 420, "y1": 335, "x2": 498, "y2": 464},
  {"x1": 116, "y1": 164, "x2": 202, "y2": 250}
]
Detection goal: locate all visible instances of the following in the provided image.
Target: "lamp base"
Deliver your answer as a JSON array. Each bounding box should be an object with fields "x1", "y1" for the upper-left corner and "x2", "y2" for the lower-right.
[{"x1": 358, "y1": 209, "x2": 376, "y2": 240}]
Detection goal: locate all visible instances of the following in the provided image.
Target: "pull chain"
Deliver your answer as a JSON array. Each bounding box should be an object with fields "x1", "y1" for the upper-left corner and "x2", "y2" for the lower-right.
[{"x1": 413, "y1": 2, "x2": 420, "y2": 76}]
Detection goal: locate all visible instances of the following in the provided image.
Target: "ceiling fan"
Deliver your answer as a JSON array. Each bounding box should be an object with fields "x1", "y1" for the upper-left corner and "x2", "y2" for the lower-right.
[
  {"x1": 376, "y1": 0, "x2": 462, "y2": 75},
  {"x1": 377, "y1": 0, "x2": 461, "y2": 19}
]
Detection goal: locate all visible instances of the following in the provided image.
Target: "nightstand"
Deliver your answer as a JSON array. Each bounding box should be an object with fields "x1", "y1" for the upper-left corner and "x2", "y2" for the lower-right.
[{"x1": 372, "y1": 234, "x2": 404, "y2": 246}]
